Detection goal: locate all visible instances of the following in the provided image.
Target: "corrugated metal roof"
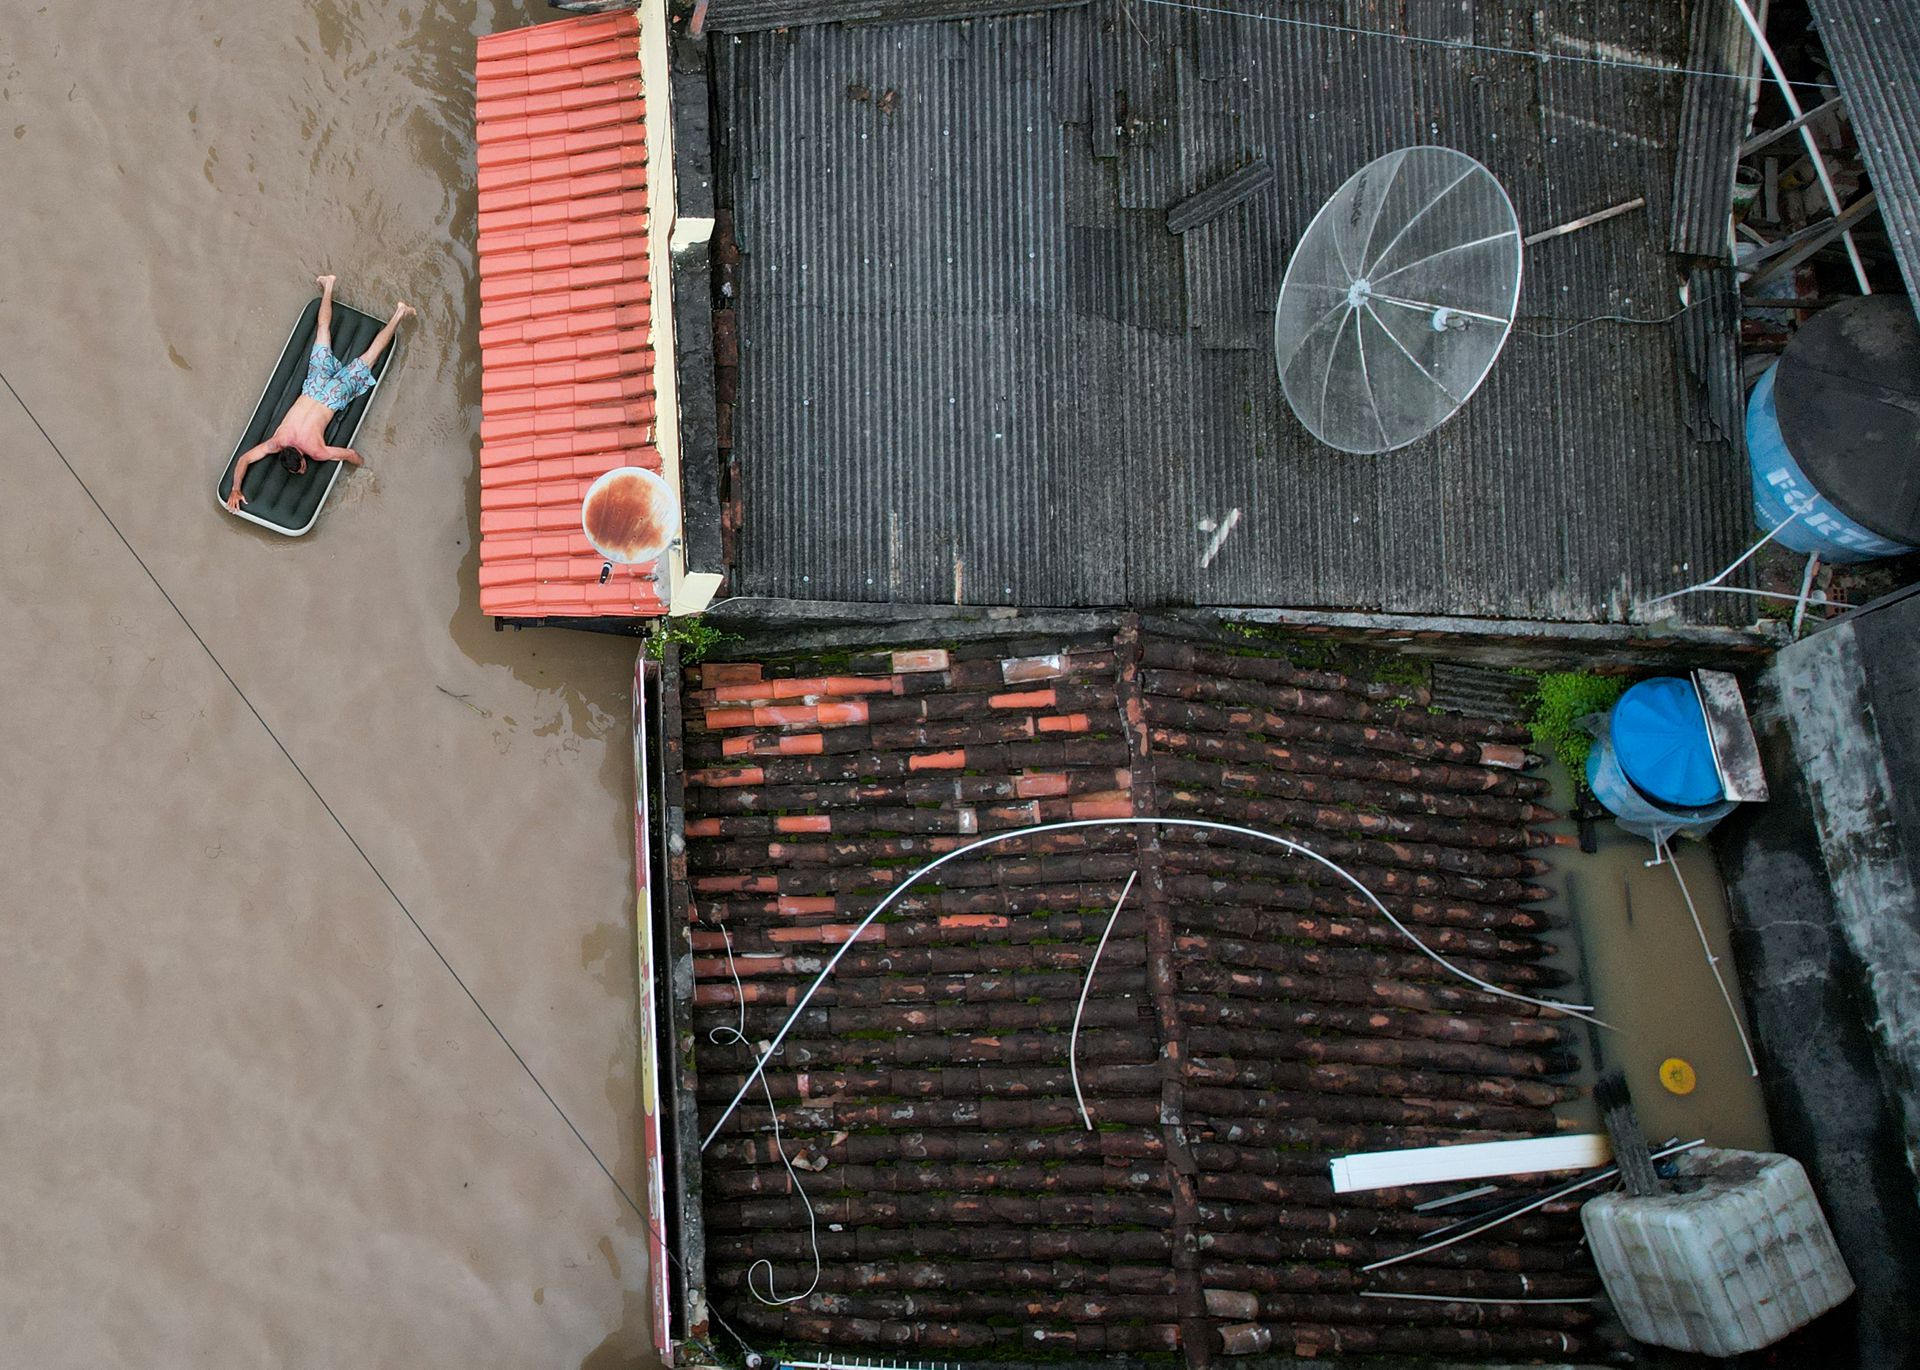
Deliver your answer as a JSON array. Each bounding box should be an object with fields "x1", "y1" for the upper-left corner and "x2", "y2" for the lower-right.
[
  {"x1": 721, "y1": 1, "x2": 1751, "y2": 621},
  {"x1": 703, "y1": 0, "x2": 1086, "y2": 33},
  {"x1": 474, "y1": 11, "x2": 668, "y2": 620},
  {"x1": 1668, "y1": 0, "x2": 1757, "y2": 259},
  {"x1": 1806, "y1": 0, "x2": 1920, "y2": 310},
  {"x1": 677, "y1": 623, "x2": 1600, "y2": 1362}
]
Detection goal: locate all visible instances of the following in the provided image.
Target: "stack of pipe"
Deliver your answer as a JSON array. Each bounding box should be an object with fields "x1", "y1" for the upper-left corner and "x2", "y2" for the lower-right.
[{"x1": 679, "y1": 626, "x2": 1602, "y2": 1363}]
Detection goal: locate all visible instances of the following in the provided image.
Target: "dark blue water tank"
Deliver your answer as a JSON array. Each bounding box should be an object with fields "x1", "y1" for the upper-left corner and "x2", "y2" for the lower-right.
[{"x1": 1746, "y1": 297, "x2": 1920, "y2": 564}]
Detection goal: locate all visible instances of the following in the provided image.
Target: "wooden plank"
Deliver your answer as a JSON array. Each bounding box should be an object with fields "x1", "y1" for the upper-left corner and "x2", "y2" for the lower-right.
[
  {"x1": 1166, "y1": 156, "x2": 1275, "y2": 234},
  {"x1": 1741, "y1": 191, "x2": 1880, "y2": 289},
  {"x1": 1695, "y1": 669, "x2": 1770, "y2": 803},
  {"x1": 1523, "y1": 196, "x2": 1646, "y2": 247},
  {"x1": 1740, "y1": 95, "x2": 1845, "y2": 158}
]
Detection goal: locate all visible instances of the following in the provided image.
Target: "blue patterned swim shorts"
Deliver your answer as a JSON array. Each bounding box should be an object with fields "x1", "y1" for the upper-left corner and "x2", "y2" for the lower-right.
[{"x1": 301, "y1": 343, "x2": 377, "y2": 412}]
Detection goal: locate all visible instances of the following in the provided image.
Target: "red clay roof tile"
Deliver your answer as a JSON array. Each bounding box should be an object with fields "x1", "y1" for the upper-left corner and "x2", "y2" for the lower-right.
[{"x1": 473, "y1": 10, "x2": 669, "y2": 620}]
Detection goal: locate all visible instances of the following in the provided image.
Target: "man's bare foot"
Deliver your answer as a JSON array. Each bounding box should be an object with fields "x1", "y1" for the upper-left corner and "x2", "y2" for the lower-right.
[
  {"x1": 393, "y1": 301, "x2": 415, "y2": 322},
  {"x1": 316, "y1": 273, "x2": 337, "y2": 293}
]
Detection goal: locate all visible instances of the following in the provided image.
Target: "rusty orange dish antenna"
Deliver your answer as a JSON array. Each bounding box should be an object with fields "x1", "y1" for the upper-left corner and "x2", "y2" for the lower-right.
[{"x1": 582, "y1": 466, "x2": 679, "y2": 582}]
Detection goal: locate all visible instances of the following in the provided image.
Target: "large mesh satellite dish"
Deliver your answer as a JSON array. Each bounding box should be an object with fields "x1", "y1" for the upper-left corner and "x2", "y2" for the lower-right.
[{"x1": 1274, "y1": 147, "x2": 1523, "y2": 454}]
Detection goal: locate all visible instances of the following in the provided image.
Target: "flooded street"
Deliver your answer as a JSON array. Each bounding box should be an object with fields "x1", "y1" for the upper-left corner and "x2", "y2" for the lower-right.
[{"x1": 0, "y1": 3, "x2": 657, "y2": 1365}]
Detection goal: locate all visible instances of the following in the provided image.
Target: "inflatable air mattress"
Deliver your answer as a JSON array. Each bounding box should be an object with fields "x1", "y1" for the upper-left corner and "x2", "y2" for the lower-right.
[{"x1": 215, "y1": 296, "x2": 394, "y2": 535}]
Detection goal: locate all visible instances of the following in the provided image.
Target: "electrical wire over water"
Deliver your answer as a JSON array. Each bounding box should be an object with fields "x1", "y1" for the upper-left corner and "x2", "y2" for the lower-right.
[
  {"x1": 1655, "y1": 837, "x2": 1761, "y2": 1078},
  {"x1": 8, "y1": 353, "x2": 779, "y2": 1367}
]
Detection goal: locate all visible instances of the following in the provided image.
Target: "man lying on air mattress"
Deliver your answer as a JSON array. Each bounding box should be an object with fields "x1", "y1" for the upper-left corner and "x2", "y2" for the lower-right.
[
  {"x1": 225, "y1": 275, "x2": 411, "y2": 510},
  {"x1": 216, "y1": 275, "x2": 409, "y2": 535}
]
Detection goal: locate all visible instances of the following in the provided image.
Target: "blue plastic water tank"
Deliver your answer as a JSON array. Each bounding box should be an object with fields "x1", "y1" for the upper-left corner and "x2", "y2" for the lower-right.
[
  {"x1": 1609, "y1": 678, "x2": 1724, "y2": 809},
  {"x1": 1746, "y1": 297, "x2": 1920, "y2": 564},
  {"x1": 1586, "y1": 726, "x2": 1735, "y2": 843},
  {"x1": 1748, "y1": 364, "x2": 1916, "y2": 563}
]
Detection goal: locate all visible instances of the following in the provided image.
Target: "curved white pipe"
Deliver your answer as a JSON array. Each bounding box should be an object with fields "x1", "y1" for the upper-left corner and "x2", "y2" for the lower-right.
[
  {"x1": 1071, "y1": 870, "x2": 1138, "y2": 1130},
  {"x1": 701, "y1": 816, "x2": 1602, "y2": 1151}
]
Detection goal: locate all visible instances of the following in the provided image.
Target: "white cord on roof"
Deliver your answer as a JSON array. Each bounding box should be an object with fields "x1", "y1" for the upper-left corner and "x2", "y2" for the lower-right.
[
  {"x1": 1132, "y1": 0, "x2": 1840, "y2": 93},
  {"x1": 1361, "y1": 1291, "x2": 1592, "y2": 1306},
  {"x1": 1070, "y1": 869, "x2": 1138, "y2": 1131},
  {"x1": 701, "y1": 817, "x2": 1604, "y2": 1153},
  {"x1": 1657, "y1": 837, "x2": 1760, "y2": 1078},
  {"x1": 709, "y1": 922, "x2": 822, "y2": 1307}
]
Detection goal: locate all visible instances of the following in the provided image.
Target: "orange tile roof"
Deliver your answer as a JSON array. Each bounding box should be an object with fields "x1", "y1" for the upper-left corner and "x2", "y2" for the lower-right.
[{"x1": 474, "y1": 11, "x2": 669, "y2": 619}]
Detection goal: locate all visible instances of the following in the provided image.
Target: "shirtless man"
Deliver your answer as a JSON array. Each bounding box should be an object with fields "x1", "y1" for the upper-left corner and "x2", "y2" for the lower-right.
[{"x1": 224, "y1": 276, "x2": 413, "y2": 512}]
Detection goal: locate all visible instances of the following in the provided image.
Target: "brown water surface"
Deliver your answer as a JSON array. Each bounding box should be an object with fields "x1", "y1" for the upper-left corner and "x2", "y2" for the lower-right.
[
  {"x1": 0, "y1": 3, "x2": 660, "y2": 1365},
  {"x1": 1539, "y1": 764, "x2": 1774, "y2": 1153}
]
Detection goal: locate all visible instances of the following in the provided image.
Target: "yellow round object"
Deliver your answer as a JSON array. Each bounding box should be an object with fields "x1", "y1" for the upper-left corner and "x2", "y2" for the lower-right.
[{"x1": 1659, "y1": 1058, "x2": 1697, "y2": 1095}]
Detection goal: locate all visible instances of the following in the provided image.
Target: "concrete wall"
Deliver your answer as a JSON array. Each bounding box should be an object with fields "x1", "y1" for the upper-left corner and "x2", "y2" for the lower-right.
[{"x1": 1715, "y1": 590, "x2": 1920, "y2": 1368}]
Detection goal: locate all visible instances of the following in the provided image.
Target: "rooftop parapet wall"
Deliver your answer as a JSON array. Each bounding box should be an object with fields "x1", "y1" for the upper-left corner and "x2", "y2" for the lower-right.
[{"x1": 1713, "y1": 588, "x2": 1920, "y2": 1366}]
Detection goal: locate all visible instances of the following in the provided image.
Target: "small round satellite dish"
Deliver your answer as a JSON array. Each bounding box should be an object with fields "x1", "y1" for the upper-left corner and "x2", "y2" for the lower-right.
[
  {"x1": 582, "y1": 466, "x2": 679, "y2": 576},
  {"x1": 1274, "y1": 146, "x2": 1523, "y2": 454}
]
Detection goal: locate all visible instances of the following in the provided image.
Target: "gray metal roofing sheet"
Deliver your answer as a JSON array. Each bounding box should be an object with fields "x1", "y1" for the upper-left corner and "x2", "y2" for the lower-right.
[
  {"x1": 703, "y1": 0, "x2": 1084, "y2": 33},
  {"x1": 1669, "y1": 0, "x2": 1757, "y2": 259},
  {"x1": 1806, "y1": 0, "x2": 1920, "y2": 309},
  {"x1": 723, "y1": 1, "x2": 1751, "y2": 621}
]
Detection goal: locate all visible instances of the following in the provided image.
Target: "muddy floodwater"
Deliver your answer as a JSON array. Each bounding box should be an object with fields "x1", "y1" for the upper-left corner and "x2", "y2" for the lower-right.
[
  {"x1": 0, "y1": 4, "x2": 660, "y2": 1365},
  {"x1": 1539, "y1": 763, "x2": 1773, "y2": 1153}
]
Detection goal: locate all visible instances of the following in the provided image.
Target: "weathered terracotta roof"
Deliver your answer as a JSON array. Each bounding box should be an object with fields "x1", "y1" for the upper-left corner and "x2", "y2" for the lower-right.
[
  {"x1": 673, "y1": 624, "x2": 1604, "y2": 1363},
  {"x1": 474, "y1": 11, "x2": 667, "y2": 619}
]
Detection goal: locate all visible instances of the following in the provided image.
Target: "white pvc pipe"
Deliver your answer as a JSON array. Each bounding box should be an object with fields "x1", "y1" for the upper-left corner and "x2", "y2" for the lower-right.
[
  {"x1": 1643, "y1": 505, "x2": 1806, "y2": 609},
  {"x1": 1361, "y1": 1138, "x2": 1705, "y2": 1272},
  {"x1": 1662, "y1": 839, "x2": 1761, "y2": 1077},
  {"x1": 1070, "y1": 870, "x2": 1137, "y2": 1130},
  {"x1": 701, "y1": 817, "x2": 1605, "y2": 1152}
]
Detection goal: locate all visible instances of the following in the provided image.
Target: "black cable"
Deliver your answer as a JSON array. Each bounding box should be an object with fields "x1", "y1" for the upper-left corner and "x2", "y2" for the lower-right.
[
  {"x1": 1, "y1": 363, "x2": 653, "y2": 1229},
  {"x1": 1512, "y1": 300, "x2": 1702, "y2": 338}
]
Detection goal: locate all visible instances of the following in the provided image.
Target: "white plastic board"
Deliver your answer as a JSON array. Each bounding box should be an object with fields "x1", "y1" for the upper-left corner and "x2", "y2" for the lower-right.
[{"x1": 1330, "y1": 1134, "x2": 1611, "y2": 1194}]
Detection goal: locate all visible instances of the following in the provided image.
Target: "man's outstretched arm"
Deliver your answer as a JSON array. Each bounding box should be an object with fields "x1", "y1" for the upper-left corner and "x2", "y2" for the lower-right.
[{"x1": 224, "y1": 441, "x2": 275, "y2": 510}]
